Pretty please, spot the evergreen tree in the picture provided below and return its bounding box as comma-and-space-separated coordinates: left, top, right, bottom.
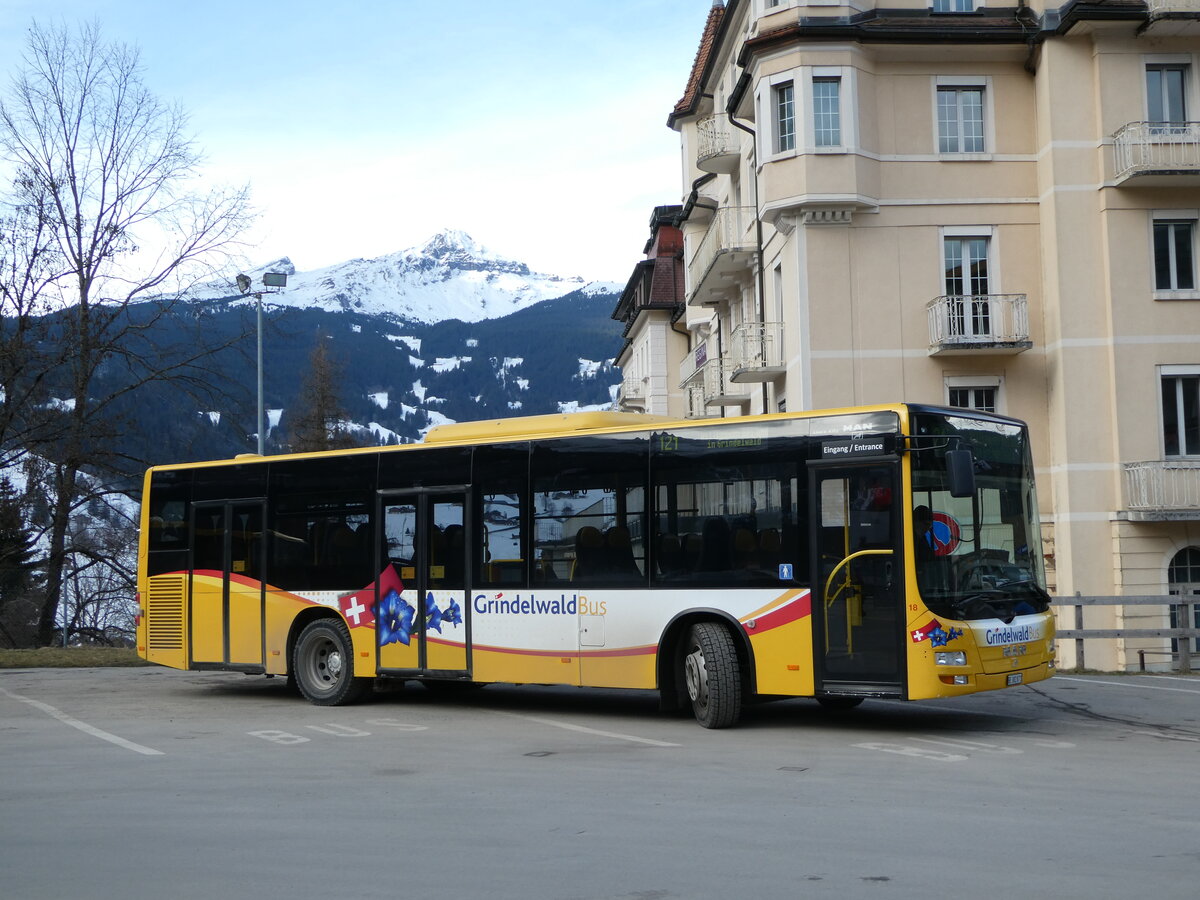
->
287, 334, 360, 453
0, 475, 36, 647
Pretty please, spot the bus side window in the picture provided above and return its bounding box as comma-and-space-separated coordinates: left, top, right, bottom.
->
479, 490, 525, 587
530, 436, 649, 586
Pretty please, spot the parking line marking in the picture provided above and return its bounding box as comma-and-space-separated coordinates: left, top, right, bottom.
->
502, 713, 680, 747
1053, 676, 1200, 695
0, 686, 164, 756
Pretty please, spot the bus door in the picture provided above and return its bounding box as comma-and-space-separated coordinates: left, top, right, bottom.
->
808, 463, 903, 695
189, 500, 266, 670
377, 489, 471, 676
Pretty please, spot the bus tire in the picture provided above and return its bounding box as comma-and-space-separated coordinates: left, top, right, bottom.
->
682, 622, 742, 728
292, 618, 370, 706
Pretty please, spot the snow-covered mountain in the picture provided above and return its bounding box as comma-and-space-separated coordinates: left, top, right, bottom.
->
230, 229, 620, 324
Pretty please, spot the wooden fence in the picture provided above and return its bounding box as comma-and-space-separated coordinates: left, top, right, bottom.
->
1052, 595, 1199, 674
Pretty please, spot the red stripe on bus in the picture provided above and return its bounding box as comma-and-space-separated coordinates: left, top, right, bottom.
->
743, 591, 812, 635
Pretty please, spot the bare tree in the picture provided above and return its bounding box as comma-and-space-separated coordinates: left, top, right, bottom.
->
0, 20, 255, 645
59, 497, 138, 647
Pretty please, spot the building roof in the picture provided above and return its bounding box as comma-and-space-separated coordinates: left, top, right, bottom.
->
668, 1, 728, 128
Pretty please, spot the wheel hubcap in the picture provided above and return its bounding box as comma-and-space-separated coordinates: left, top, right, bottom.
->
325, 647, 343, 680
684, 647, 708, 707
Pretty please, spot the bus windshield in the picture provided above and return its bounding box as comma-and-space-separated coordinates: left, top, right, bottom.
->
910, 411, 1049, 622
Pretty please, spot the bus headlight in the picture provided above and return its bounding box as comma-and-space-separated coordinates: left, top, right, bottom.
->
935, 651, 967, 666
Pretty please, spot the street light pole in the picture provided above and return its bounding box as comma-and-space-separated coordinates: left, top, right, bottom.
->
235, 272, 287, 455
256, 292, 264, 455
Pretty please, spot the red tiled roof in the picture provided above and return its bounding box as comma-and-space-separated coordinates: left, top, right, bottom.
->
669, 3, 726, 126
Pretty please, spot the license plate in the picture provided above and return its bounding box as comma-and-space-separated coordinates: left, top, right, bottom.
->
1007, 673, 1023, 686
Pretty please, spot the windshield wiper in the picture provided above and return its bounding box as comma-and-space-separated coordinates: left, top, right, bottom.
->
996, 578, 1052, 603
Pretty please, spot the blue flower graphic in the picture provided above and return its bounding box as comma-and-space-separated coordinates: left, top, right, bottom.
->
377, 589, 415, 646
928, 625, 964, 648
444, 598, 463, 627
425, 594, 445, 634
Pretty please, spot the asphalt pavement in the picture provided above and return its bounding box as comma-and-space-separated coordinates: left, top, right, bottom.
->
1, 668, 1197, 899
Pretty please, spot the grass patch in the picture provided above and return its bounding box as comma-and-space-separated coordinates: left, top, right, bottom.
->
0, 647, 147, 668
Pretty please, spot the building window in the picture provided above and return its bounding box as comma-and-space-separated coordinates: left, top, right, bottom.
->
948, 386, 997, 413
775, 82, 796, 153
944, 235, 991, 338
933, 0, 976, 10
1147, 64, 1188, 129
1154, 219, 1196, 291
813, 77, 841, 147
1168, 547, 1200, 655
1162, 373, 1200, 456
937, 86, 985, 153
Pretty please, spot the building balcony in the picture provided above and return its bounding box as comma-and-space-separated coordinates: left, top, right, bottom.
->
1124, 459, 1200, 520
1113, 121, 1200, 184
617, 374, 646, 410
730, 321, 785, 383
926, 294, 1032, 356
687, 206, 757, 307
678, 340, 708, 388
1143, 1, 1200, 36
680, 349, 751, 409
694, 358, 752, 409
696, 114, 740, 174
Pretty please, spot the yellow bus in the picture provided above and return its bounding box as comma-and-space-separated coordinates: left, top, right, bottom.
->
135, 403, 1054, 727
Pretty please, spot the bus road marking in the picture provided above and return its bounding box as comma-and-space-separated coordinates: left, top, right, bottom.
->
364, 718, 429, 731
305, 724, 371, 737
853, 742, 967, 762
911, 736, 1022, 755
0, 686, 164, 756
502, 712, 681, 748
249, 729, 310, 745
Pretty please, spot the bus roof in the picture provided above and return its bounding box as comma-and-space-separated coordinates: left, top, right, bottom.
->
146, 403, 945, 473
422, 411, 681, 444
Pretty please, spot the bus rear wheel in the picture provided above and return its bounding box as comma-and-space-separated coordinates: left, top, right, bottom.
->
293, 619, 370, 706
681, 622, 742, 729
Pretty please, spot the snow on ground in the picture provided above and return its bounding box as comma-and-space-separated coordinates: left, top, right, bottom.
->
419, 411, 457, 439
431, 357, 471, 373
556, 400, 614, 414
577, 359, 606, 379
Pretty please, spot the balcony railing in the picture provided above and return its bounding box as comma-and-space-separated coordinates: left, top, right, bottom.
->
926, 293, 1031, 355
1124, 459, 1200, 520
619, 374, 646, 406
679, 339, 709, 388
695, 358, 752, 408
687, 206, 756, 307
730, 321, 785, 383
696, 114, 740, 174
1113, 121, 1200, 182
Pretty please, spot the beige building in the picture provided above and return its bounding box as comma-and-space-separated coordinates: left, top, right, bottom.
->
614, 0, 1200, 669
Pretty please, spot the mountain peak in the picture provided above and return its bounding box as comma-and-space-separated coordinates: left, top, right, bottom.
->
419, 229, 486, 259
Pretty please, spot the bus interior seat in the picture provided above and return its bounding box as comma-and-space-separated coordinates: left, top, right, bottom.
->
604, 525, 643, 580
656, 533, 686, 577
572, 526, 605, 581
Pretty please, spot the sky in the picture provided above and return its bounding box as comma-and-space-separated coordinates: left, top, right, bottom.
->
0, 1, 712, 283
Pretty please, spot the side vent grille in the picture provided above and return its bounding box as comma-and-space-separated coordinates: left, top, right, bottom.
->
147, 575, 186, 650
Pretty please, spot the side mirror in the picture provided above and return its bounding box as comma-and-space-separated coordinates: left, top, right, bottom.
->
945, 448, 976, 498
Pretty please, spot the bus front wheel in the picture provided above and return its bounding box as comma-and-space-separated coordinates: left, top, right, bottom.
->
293, 619, 370, 706
681, 622, 742, 729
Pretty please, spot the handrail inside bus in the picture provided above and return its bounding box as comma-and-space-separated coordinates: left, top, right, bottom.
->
824, 549, 894, 657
